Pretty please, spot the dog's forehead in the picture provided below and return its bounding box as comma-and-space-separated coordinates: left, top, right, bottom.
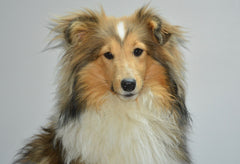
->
99, 16, 147, 46
99, 16, 132, 42
116, 21, 126, 41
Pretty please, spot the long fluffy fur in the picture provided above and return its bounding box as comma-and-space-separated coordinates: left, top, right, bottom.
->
15, 6, 191, 164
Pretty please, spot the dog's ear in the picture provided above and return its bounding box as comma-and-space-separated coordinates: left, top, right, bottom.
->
135, 7, 172, 45
148, 16, 171, 45
53, 10, 102, 45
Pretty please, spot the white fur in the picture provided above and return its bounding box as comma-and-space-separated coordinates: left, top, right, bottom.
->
116, 21, 125, 41
55, 90, 185, 164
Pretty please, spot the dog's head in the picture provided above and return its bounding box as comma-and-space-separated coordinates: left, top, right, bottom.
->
53, 6, 187, 125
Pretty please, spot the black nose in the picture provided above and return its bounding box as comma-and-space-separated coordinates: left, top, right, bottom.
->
121, 79, 136, 92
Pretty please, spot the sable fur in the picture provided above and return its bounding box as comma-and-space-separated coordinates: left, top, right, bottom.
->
15, 6, 191, 164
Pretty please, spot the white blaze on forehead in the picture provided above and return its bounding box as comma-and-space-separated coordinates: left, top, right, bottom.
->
117, 21, 126, 41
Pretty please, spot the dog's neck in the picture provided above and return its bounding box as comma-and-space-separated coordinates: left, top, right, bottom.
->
55, 90, 184, 164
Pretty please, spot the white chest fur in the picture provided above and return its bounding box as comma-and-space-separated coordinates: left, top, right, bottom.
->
56, 92, 183, 164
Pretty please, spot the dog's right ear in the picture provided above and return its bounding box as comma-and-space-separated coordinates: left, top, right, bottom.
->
53, 10, 102, 45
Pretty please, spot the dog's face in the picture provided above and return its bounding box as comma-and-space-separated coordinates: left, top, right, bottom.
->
96, 25, 170, 102
98, 29, 149, 100
54, 7, 183, 109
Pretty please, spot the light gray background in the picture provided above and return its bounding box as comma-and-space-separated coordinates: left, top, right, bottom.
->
0, 0, 240, 163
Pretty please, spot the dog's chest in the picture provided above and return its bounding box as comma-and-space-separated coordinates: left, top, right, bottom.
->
56, 96, 180, 164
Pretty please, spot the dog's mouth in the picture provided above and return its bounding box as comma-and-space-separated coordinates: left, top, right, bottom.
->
118, 93, 138, 101
123, 93, 135, 97
111, 85, 139, 100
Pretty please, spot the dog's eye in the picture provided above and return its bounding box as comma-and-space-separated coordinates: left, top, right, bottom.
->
104, 52, 114, 60
133, 48, 143, 57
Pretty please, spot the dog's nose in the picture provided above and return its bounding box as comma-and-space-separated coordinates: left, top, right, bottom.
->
121, 79, 136, 92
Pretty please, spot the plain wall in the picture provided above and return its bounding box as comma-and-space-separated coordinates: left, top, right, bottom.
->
0, 0, 240, 163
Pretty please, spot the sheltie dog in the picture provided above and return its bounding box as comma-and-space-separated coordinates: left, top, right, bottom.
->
15, 6, 191, 164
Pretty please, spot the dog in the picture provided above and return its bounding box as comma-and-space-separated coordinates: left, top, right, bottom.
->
15, 6, 191, 164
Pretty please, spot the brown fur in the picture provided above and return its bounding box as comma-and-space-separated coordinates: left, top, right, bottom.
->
15, 6, 190, 164
15, 127, 64, 164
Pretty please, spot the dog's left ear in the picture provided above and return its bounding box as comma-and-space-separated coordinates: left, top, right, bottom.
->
135, 7, 173, 45
149, 16, 171, 45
